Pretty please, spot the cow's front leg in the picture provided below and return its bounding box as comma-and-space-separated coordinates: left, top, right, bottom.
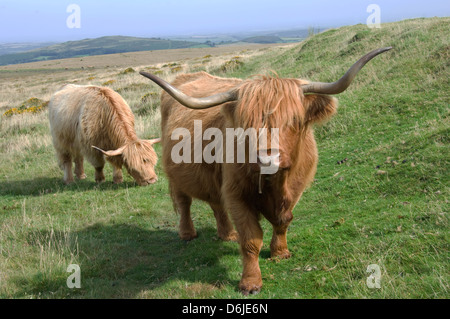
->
90, 153, 105, 183
63, 160, 74, 184
58, 152, 73, 184
112, 165, 123, 184
74, 156, 86, 180
94, 167, 105, 183
269, 210, 293, 259
229, 205, 263, 295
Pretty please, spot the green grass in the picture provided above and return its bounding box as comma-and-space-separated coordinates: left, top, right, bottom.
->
0, 18, 448, 299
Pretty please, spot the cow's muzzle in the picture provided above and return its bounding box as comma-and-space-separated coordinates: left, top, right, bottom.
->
139, 176, 158, 186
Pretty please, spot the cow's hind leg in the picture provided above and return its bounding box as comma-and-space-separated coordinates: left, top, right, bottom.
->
209, 203, 238, 241
172, 190, 197, 241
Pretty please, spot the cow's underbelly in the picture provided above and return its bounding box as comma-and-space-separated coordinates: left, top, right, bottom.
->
165, 161, 222, 204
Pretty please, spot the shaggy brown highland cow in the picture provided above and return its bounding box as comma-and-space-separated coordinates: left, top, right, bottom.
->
140, 47, 391, 294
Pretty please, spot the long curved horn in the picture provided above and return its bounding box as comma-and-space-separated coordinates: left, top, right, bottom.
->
301, 47, 392, 94
92, 145, 126, 157
139, 71, 238, 109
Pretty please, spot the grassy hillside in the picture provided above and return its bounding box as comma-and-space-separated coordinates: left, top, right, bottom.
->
0, 17, 448, 299
0, 36, 206, 66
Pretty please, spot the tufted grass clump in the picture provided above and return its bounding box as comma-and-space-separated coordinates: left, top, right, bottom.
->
140, 92, 158, 104
134, 92, 160, 116
170, 66, 183, 73
119, 67, 136, 75
219, 56, 244, 73
102, 79, 116, 86
116, 83, 149, 94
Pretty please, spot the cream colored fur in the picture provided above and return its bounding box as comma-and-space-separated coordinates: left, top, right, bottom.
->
49, 84, 158, 185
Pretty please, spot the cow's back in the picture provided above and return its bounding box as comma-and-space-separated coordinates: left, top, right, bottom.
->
49, 84, 88, 154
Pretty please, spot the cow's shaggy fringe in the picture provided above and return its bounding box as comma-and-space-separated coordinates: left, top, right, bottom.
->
236, 75, 305, 131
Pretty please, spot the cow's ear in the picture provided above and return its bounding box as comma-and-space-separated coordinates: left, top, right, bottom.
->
221, 101, 238, 125
303, 94, 338, 125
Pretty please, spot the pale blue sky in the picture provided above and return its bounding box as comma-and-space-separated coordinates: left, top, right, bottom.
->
0, 0, 448, 42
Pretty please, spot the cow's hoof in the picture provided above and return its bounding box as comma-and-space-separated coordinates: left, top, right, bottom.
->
64, 179, 74, 185
113, 177, 123, 184
95, 170, 105, 183
270, 249, 291, 260
77, 173, 87, 180
239, 280, 262, 296
219, 230, 239, 242
179, 231, 198, 241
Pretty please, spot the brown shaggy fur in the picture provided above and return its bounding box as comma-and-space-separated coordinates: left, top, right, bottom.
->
49, 84, 158, 185
159, 71, 337, 294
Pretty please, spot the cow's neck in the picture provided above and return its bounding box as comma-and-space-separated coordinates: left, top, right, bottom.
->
111, 130, 137, 149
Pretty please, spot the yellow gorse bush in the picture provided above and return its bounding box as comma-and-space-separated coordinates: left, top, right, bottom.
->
140, 92, 158, 103
3, 98, 49, 117
102, 79, 116, 86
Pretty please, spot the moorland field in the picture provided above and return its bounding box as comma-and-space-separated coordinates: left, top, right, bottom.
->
0, 17, 448, 298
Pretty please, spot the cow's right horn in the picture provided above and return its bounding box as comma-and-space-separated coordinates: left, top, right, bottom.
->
147, 138, 161, 144
140, 71, 238, 109
301, 47, 392, 95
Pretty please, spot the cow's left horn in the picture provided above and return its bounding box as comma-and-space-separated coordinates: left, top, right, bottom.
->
139, 71, 238, 109
92, 145, 126, 157
301, 47, 392, 95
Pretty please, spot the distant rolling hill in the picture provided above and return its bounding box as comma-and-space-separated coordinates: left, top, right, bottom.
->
0, 42, 58, 56
0, 36, 208, 66
241, 35, 284, 44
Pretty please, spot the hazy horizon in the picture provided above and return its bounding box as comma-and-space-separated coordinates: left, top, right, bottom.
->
1, 0, 448, 43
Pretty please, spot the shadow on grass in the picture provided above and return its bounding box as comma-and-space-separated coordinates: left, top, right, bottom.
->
18, 223, 240, 298
0, 176, 142, 197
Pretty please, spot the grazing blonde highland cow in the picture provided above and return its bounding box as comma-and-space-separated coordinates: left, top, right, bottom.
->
49, 84, 160, 186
